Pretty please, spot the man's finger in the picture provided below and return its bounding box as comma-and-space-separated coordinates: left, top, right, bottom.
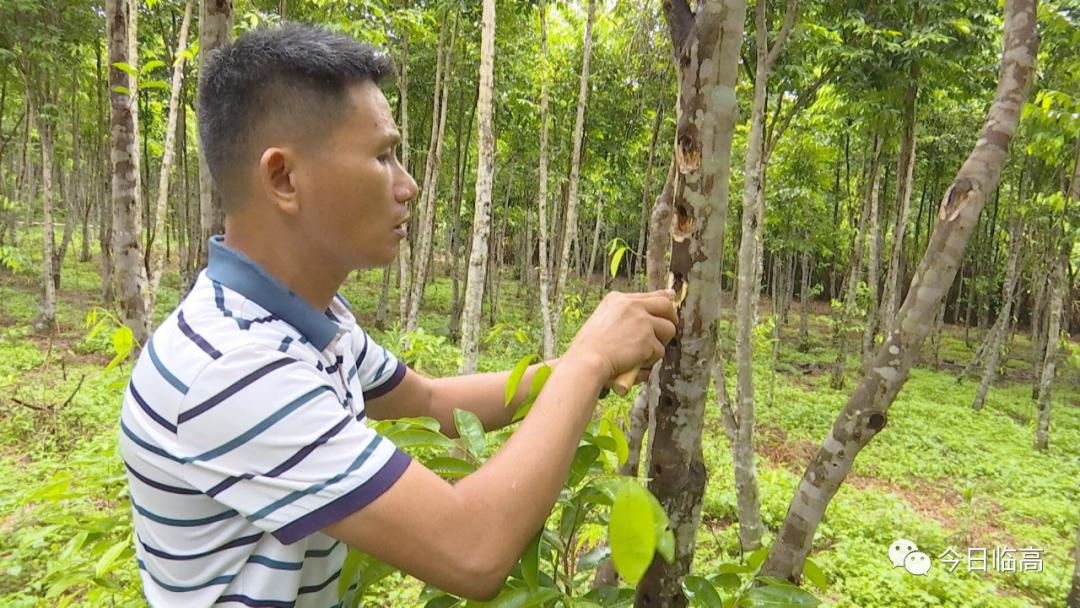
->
651, 317, 677, 344
620, 288, 676, 300
641, 295, 679, 326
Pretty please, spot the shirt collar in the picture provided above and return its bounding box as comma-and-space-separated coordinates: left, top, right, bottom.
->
205, 235, 342, 350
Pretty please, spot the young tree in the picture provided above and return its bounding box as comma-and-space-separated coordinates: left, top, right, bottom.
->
459, 0, 496, 373
536, 0, 556, 360
146, 0, 194, 315
730, 0, 799, 552
637, 0, 747, 603
552, 0, 596, 344
760, 0, 1039, 581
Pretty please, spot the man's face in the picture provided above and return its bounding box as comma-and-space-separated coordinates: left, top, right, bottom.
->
293, 80, 417, 270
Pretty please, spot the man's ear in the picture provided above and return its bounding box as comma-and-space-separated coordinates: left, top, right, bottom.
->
258, 147, 301, 215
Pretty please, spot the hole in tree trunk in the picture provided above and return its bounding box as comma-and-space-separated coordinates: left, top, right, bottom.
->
867, 413, 887, 430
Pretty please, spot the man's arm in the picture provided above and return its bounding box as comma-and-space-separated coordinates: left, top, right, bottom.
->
323, 290, 677, 600
364, 360, 558, 435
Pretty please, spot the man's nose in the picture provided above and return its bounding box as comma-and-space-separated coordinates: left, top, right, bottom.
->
396, 167, 418, 204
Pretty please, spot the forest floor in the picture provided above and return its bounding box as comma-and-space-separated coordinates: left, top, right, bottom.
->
0, 234, 1077, 607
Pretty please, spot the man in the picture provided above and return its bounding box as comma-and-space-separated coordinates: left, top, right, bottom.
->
119, 24, 676, 607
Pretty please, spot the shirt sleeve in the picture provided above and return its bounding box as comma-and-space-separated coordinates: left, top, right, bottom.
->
177, 344, 411, 545
353, 328, 408, 401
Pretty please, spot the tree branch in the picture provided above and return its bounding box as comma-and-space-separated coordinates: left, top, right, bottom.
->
765, 0, 799, 69
766, 68, 832, 160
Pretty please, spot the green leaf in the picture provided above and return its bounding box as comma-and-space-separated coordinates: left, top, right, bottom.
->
111, 61, 138, 76
525, 363, 551, 404
338, 548, 364, 598
505, 354, 538, 407
710, 572, 742, 589
111, 86, 132, 96
801, 558, 827, 593
605, 420, 629, 467
94, 540, 129, 577
111, 325, 133, 358
139, 80, 170, 91
682, 575, 723, 608
741, 585, 820, 607
608, 481, 656, 584
383, 428, 458, 451
521, 533, 541, 592
747, 546, 769, 570
567, 445, 601, 487
140, 59, 165, 73
453, 409, 486, 457
610, 245, 628, 277
427, 456, 477, 478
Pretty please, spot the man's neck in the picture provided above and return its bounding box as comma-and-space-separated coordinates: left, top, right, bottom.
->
222, 225, 346, 313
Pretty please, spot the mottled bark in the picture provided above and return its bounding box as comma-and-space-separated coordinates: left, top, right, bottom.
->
880, 68, 919, 333
196, 0, 232, 270
147, 0, 194, 316
1034, 250, 1064, 450
860, 141, 884, 366
459, 0, 497, 373
552, 0, 595, 343
970, 217, 1024, 410
761, 0, 1038, 581
29, 94, 56, 330
634, 99, 665, 286
537, 0, 556, 359
799, 250, 811, 347
636, 0, 746, 604
405, 16, 457, 334
108, 0, 150, 344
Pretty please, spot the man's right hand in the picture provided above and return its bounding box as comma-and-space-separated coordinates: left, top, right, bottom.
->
565, 289, 679, 384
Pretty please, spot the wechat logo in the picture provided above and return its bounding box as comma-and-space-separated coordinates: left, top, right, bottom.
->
889, 538, 931, 576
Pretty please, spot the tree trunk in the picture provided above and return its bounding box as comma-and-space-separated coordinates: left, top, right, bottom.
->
1034, 249, 1065, 450
397, 3, 412, 329
881, 73, 918, 335
146, 0, 194, 317
760, 0, 1038, 582
860, 138, 884, 367
552, 0, 595, 343
108, 0, 150, 344
405, 16, 457, 334
28, 90, 57, 330
728, 0, 799, 553
1069, 504, 1080, 607
98, 41, 115, 304
196, 0, 232, 270
586, 198, 603, 291
971, 218, 1024, 410
635, 98, 665, 287
636, 0, 746, 604
459, 0, 497, 373
536, 0, 556, 359
799, 249, 811, 348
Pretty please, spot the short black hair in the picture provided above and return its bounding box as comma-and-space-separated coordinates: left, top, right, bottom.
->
197, 24, 395, 207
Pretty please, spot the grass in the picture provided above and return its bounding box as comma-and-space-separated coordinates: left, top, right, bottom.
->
0, 231, 1077, 607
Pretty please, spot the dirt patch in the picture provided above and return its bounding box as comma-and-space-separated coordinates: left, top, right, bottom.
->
755, 424, 1021, 550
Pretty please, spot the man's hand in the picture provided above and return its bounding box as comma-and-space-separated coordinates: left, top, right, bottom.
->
565, 289, 678, 385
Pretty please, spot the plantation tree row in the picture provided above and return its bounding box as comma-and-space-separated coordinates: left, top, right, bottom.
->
0, 0, 1076, 604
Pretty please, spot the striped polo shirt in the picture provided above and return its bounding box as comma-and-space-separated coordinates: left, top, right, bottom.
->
119, 235, 411, 607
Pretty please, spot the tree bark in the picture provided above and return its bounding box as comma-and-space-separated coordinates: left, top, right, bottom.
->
146, 0, 194, 317
880, 70, 918, 335
799, 249, 811, 347
1034, 249, 1065, 450
108, 0, 151, 344
860, 139, 885, 366
636, 0, 746, 604
459, 0, 497, 373
196, 0, 232, 270
28, 90, 57, 330
405, 15, 457, 334
536, 0, 556, 359
97, 41, 115, 303
971, 217, 1024, 410
760, 0, 1038, 581
634, 98, 665, 286
397, 2, 412, 329
552, 0, 596, 344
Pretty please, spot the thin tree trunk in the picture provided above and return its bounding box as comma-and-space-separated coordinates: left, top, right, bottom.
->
108, 0, 150, 344
552, 0, 596, 344
405, 16, 457, 334
799, 249, 810, 348
196, 0, 232, 271
146, 0, 194, 317
397, 3, 412, 329
459, 0, 497, 373
971, 218, 1024, 410
536, 0, 556, 359
586, 198, 603, 289
635, 98, 664, 287
1034, 249, 1065, 450
860, 139, 885, 366
760, 0, 1038, 581
28, 90, 57, 330
449, 88, 477, 341
97, 41, 115, 303
881, 74, 918, 335
636, 0, 746, 604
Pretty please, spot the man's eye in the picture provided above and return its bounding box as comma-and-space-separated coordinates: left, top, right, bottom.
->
379, 151, 395, 164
